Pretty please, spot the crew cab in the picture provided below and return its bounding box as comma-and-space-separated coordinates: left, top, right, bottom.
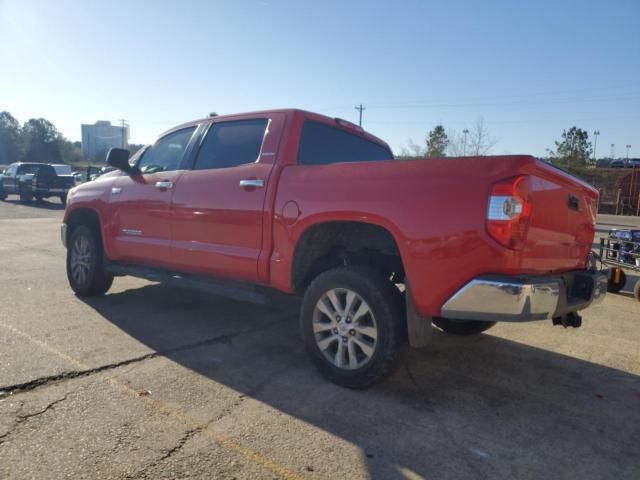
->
0, 162, 74, 204
61, 109, 607, 387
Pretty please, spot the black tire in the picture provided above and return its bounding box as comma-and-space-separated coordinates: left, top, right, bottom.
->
35, 195, 44, 203
60, 193, 67, 206
607, 268, 626, 293
633, 280, 640, 302
19, 187, 32, 203
66, 225, 113, 296
300, 266, 404, 388
432, 317, 496, 335
0, 189, 6, 201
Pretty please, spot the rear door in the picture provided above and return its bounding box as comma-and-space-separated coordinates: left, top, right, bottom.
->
106, 126, 197, 268
170, 114, 285, 282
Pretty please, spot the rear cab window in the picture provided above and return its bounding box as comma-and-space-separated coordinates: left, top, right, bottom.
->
298, 120, 393, 165
17, 164, 56, 176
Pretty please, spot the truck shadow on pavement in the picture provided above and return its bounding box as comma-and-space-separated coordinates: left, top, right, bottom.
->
81, 284, 640, 479
1, 199, 65, 210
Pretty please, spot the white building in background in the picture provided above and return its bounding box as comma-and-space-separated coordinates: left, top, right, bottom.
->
81, 121, 129, 162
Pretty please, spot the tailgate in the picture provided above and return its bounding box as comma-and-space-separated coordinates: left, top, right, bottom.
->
523, 160, 598, 272
36, 174, 73, 190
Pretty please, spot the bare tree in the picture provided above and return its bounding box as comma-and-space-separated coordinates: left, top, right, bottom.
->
400, 138, 426, 157
448, 117, 497, 156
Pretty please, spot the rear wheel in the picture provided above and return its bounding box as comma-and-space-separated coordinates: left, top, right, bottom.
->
66, 225, 113, 296
607, 267, 626, 293
433, 317, 496, 335
300, 266, 404, 388
19, 187, 32, 203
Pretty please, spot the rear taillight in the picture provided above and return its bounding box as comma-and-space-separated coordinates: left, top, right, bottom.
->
486, 175, 531, 249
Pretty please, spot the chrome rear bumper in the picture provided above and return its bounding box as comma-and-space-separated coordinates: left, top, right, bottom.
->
441, 270, 607, 322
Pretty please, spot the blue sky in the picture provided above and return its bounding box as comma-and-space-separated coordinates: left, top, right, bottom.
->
1, 0, 638, 157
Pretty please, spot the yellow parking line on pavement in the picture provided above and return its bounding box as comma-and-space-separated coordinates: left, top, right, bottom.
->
0, 321, 305, 480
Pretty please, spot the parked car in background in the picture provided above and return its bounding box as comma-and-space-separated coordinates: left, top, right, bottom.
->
0, 162, 75, 204
610, 159, 627, 168
89, 166, 116, 181
626, 158, 640, 168
61, 109, 607, 388
51, 164, 83, 184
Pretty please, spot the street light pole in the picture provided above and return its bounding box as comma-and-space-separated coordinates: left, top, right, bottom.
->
462, 129, 469, 156
593, 130, 600, 164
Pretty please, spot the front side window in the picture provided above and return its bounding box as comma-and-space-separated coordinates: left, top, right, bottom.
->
298, 120, 393, 165
137, 127, 196, 174
194, 119, 268, 170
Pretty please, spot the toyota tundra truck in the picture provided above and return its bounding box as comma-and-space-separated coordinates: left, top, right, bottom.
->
61, 109, 607, 388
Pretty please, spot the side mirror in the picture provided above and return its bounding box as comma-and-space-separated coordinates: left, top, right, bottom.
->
106, 148, 139, 175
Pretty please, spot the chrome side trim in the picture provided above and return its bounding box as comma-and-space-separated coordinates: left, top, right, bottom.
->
441, 278, 561, 322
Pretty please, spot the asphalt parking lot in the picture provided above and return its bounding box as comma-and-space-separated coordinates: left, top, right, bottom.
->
0, 198, 639, 479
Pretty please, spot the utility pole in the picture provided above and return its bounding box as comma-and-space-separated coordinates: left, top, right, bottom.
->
462, 129, 470, 156
118, 119, 128, 148
626, 144, 631, 160
354, 104, 366, 127
593, 130, 600, 164
611, 143, 615, 160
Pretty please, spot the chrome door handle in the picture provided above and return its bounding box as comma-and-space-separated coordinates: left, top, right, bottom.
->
155, 181, 173, 190
239, 179, 264, 188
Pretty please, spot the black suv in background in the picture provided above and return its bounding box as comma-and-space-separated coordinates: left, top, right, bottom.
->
0, 162, 75, 205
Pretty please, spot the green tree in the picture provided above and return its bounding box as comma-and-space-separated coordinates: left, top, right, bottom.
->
21, 118, 63, 164
425, 125, 448, 158
553, 127, 592, 169
0, 111, 22, 165
59, 139, 83, 164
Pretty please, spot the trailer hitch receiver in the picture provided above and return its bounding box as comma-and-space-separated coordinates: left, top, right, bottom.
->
552, 312, 582, 328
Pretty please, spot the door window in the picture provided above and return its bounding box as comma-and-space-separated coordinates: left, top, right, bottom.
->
137, 127, 196, 174
194, 119, 268, 170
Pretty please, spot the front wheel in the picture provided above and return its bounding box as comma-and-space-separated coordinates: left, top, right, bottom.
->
66, 225, 113, 296
432, 317, 496, 335
300, 266, 404, 388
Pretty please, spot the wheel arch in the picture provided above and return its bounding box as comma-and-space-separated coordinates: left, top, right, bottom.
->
291, 220, 405, 295
65, 207, 106, 252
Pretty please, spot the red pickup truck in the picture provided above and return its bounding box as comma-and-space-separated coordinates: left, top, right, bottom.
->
62, 109, 607, 387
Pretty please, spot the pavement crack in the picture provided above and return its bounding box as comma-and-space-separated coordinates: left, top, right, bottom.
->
16, 394, 69, 421
0, 319, 284, 397
158, 426, 200, 462
0, 394, 69, 445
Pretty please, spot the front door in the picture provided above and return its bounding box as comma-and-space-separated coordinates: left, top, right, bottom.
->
170, 116, 284, 282
105, 126, 197, 269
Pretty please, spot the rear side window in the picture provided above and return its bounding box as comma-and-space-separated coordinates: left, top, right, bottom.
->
194, 119, 268, 170
298, 121, 392, 165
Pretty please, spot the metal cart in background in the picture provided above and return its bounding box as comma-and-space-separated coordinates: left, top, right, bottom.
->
599, 229, 640, 301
